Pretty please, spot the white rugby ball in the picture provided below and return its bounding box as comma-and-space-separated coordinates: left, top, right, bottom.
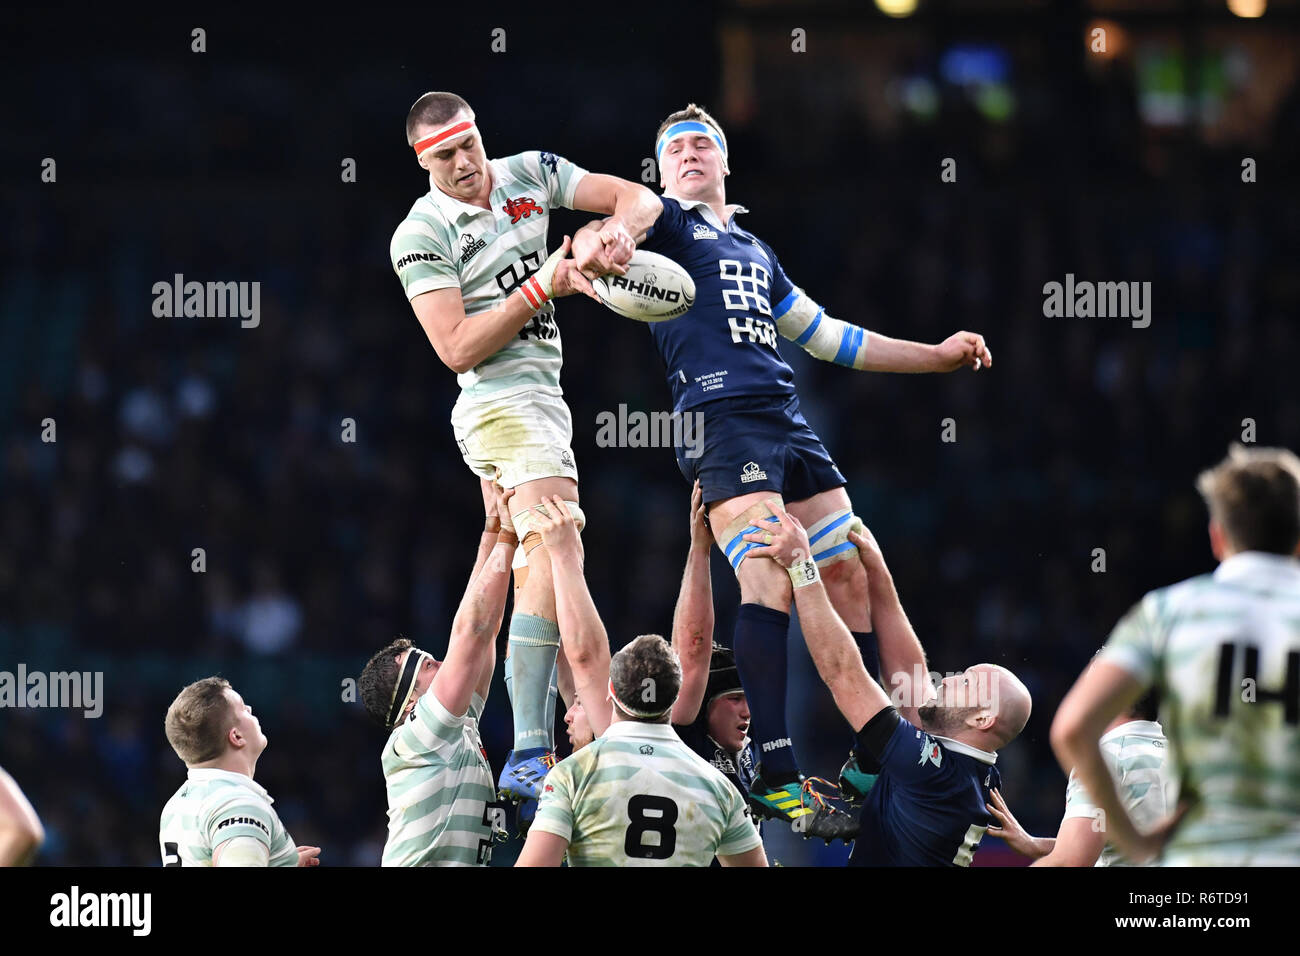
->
592, 250, 695, 322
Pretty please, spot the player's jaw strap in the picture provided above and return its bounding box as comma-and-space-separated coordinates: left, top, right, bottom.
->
609, 678, 674, 720
413, 120, 479, 160
387, 649, 431, 728
655, 120, 728, 169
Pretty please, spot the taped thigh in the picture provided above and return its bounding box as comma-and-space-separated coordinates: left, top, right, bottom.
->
805, 508, 865, 567
718, 498, 783, 575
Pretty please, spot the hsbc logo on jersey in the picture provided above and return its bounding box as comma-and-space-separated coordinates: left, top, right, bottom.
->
919, 735, 943, 768
503, 196, 544, 223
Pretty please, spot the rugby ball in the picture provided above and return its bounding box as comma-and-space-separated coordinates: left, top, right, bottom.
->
592, 250, 695, 322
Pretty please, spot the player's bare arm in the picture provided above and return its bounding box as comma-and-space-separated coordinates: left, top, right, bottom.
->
532, 495, 613, 735
569, 175, 661, 277
431, 493, 518, 718
718, 844, 769, 867
847, 528, 931, 727
411, 236, 597, 373
515, 828, 569, 867
671, 481, 716, 725
1051, 659, 1189, 864
473, 481, 516, 703
0, 767, 43, 866
743, 504, 892, 732
861, 330, 993, 373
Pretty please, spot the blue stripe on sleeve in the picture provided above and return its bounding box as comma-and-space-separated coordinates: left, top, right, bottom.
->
773, 289, 800, 319
794, 309, 824, 346
834, 324, 864, 366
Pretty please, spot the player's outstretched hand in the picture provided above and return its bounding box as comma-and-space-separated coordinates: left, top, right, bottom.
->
533, 495, 582, 559
688, 480, 711, 553
847, 527, 885, 571
741, 499, 810, 570
985, 789, 1039, 859
572, 221, 632, 279
493, 482, 516, 536
551, 236, 601, 303
934, 331, 993, 372
296, 845, 322, 867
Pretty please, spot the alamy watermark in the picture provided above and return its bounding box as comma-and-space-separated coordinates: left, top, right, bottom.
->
1042, 273, 1151, 328
152, 274, 260, 328
595, 404, 705, 459
888, 665, 1000, 713
0, 665, 103, 718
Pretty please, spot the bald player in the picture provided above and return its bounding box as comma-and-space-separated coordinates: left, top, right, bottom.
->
743, 503, 1031, 866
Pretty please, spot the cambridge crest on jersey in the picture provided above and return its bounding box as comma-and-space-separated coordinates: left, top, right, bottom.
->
503, 196, 544, 224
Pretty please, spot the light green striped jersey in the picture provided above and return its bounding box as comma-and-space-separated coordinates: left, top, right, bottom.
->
1062, 720, 1173, 867
159, 768, 298, 866
389, 151, 588, 402
381, 689, 498, 867
532, 720, 762, 866
1099, 551, 1300, 865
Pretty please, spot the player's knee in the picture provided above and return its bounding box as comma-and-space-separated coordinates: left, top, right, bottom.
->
821, 554, 867, 600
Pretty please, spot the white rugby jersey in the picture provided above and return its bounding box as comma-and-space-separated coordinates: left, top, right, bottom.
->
159, 768, 298, 866
1099, 551, 1300, 865
389, 151, 588, 403
1061, 719, 1174, 867
532, 720, 761, 866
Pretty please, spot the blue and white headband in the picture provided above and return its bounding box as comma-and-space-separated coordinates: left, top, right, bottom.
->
655, 120, 728, 169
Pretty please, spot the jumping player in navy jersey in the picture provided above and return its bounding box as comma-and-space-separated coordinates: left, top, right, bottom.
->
574, 104, 993, 841
742, 505, 1031, 865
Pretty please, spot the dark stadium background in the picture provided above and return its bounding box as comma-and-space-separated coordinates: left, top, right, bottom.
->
3, 0, 1298, 867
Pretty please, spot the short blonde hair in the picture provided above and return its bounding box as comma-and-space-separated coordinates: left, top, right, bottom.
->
164, 677, 235, 765
1196, 444, 1300, 555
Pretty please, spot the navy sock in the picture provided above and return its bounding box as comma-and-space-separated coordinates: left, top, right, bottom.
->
852, 631, 880, 683
733, 603, 798, 783
849, 630, 881, 750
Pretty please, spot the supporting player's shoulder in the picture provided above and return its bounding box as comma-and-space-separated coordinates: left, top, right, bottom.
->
497, 150, 588, 208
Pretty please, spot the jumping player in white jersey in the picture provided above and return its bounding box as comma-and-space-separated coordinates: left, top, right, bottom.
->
515, 497, 766, 866
987, 689, 1174, 866
159, 678, 321, 867
572, 103, 994, 840
389, 91, 662, 811
1053, 444, 1300, 865
359, 480, 518, 866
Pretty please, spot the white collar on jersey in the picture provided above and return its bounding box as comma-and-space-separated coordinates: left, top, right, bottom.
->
1214, 550, 1300, 584
186, 767, 273, 802
424, 157, 514, 222
601, 719, 681, 741
932, 734, 998, 765
1101, 719, 1164, 744
662, 195, 748, 232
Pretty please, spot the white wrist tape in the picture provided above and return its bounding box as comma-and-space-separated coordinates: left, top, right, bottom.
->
788, 558, 821, 589
773, 288, 870, 370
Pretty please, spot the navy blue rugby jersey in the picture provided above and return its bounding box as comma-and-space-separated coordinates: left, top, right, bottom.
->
849, 708, 1002, 867
640, 196, 800, 413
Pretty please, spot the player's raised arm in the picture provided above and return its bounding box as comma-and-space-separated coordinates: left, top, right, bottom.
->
569, 176, 662, 277
671, 481, 716, 725
742, 504, 891, 733
770, 283, 992, 374
408, 237, 597, 374
532, 496, 613, 736
847, 528, 932, 728
0, 767, 43, 866
431, 492, 519, 718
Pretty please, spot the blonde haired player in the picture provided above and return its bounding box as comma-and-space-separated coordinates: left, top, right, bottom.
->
390, 91, 662, 808
515, 498, 767, 867
1053, 444, 1300, 865
159, 678, 320, 867
572, 104, 994, 839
